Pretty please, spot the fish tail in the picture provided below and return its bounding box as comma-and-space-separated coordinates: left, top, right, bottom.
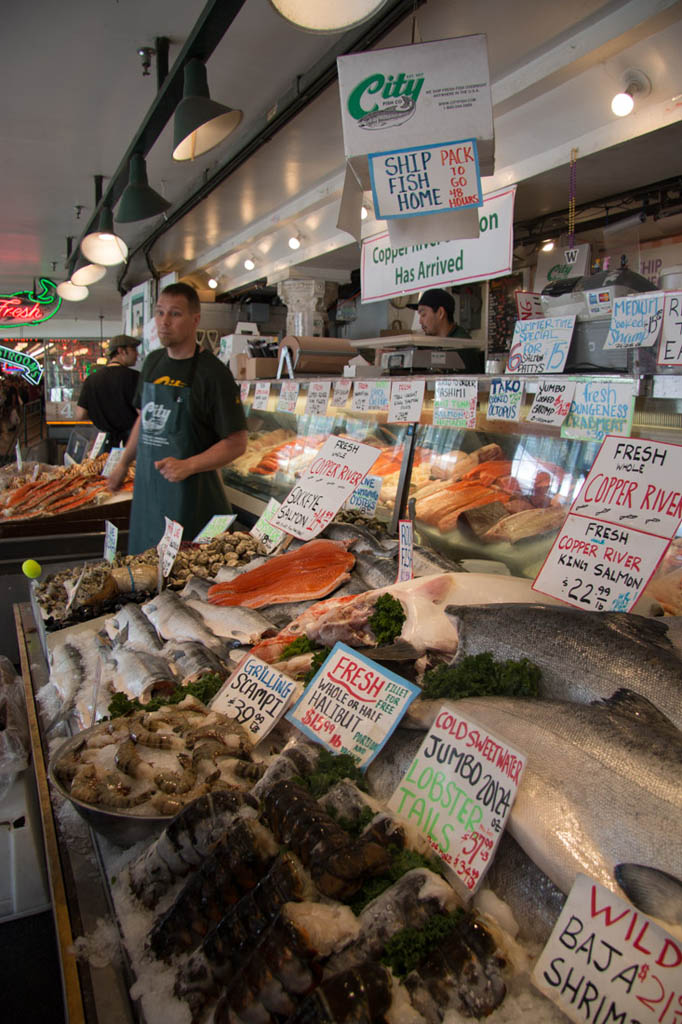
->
615, 864, 682, 927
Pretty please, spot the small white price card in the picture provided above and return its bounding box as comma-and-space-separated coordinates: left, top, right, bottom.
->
389, 706, 525, 892
103, 520, 118, 564
211, 654, 298, 743
352, 379, 390, 413
433, 378, 478, 429
532, 513, 669, 612
657, 291, 682, 365
528, 379, 576, 426
331, 379, 352, 407
287, 644, 419, 768
344, 474, 382, 517
157, 516, 183, 578
397, 519, 413, 581
193, 514, 237, 543
272, 436, 379, 541
562, 379, 634, 442
240, 382, 250, 403
64, 564, 87, 614
532, 874, 682, 1024
89, 432, 107, 459
305, 380, 331, 417
507, 316, 576, 374
486, 378, 524, 422
252, 381, 271, 411
15, 442, 22, 471
389, 379, 425, 423
277, 380, 300, 413
604, 292, 665, 349
102, 446, 125, 478
250, 497, 286, 553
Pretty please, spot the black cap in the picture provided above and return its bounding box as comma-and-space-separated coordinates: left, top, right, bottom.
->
406, 288, 455, 318
107, 334, 141, 355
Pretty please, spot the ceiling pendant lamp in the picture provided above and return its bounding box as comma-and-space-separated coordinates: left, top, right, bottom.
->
70, 257, 107, 286
81, 205, 128, 266
172, 59, 243, 161
268, 0, 390, 32
116, 153, 171, 222
56, 280, 89, 301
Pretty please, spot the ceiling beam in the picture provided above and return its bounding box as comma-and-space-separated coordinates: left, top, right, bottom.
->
68, 0, 248, 273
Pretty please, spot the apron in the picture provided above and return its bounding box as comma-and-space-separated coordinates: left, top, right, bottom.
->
128, 349, 230, 554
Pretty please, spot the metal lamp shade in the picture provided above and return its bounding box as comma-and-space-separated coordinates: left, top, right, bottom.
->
57, 281, 89, 301
71, 260, 107, 286
116, 153, 171, 222
81, 206, 128, 266
268, 0, 389, 31
172, 59, 242, 161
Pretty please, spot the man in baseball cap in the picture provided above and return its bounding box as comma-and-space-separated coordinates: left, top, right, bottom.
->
75, 335, 141, 449
407, 288, 483, 372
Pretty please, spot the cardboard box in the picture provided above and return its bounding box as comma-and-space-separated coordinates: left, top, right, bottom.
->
229, 354, 279, 380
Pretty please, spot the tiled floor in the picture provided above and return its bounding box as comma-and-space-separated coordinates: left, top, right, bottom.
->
0, 909, 65, 1023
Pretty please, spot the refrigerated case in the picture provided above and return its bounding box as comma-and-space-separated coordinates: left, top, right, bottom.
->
224, 375, 682, 578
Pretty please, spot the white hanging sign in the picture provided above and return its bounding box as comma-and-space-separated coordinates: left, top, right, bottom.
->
657, 291, 682, 365
527, 379, 577, 426
506, 316, 576, 374
277, 380, 300, 413
361, 186, 516, 303
486, 378, 524, 421
252, 382, 271, 411
305, 380, 331, 416
603, 292, 665, 350
368, 139, 482, 220
433, 378, 478, 429
388, 379, 425, 423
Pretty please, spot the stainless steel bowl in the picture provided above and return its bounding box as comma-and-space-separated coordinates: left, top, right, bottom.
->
48, 728, 171, 847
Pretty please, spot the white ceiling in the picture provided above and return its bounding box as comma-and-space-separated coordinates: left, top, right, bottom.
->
2, 0, 682, 326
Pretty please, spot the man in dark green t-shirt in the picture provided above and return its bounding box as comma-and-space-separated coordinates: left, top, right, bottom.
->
107, 282, 247, 553
407, 287, 484, 373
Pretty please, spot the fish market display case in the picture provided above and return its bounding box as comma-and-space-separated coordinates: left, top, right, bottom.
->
226, 376, 682, 577
14, 603, 138, 1024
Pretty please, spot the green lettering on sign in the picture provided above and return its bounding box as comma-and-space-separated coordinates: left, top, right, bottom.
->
0, 346, 43, 385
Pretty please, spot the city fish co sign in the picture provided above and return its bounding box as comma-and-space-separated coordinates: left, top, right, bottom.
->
361, 186, 515, 302
0, 278, 61, 329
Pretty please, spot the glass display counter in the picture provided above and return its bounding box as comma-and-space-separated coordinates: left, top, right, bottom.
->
224, 376, 682, 579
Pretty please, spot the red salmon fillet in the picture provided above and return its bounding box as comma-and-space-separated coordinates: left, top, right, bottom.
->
207, 539, 356, 608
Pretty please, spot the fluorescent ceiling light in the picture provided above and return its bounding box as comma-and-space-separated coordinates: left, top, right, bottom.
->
269, 0, 389, 32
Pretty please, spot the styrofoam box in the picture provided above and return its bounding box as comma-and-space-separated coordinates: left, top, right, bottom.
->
0, 770, 50, 921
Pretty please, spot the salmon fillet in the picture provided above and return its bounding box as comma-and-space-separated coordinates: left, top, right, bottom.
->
207, 539, 356, 608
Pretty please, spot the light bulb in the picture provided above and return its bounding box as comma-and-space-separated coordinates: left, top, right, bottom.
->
541, 241, 555, 252
611, 91, 634, 117
244, 256, 255, 271
208, 278, 218, 289
288, 234, 301, 250
361, 205, 368, 221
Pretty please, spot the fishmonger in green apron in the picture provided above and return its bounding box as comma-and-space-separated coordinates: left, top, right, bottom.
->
129, 349, 232, 554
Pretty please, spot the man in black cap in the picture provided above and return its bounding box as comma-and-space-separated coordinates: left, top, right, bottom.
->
75, 334, 141, 449
407, 287, 484, 373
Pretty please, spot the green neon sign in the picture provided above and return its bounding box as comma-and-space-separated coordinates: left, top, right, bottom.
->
0, 278, 61, 329
0, 346, 43, 385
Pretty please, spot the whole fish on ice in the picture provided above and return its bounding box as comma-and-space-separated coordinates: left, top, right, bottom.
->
443, 603, 682, 728
391, 690, 682, 920
104, 603, 163, 651
183, 598, 275, 645
96, 635, 177, 704
141, 590, 228, 654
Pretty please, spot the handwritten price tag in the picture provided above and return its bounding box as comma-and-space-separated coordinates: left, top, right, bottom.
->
305, 380, 331, 416
157, 516, 183, 578
277, 380, 300, 413
397, 519, 413, 581
657, 291, 682, 366
103, 520, 118, 564
532, 875, 682, 1024
527, 379, 576, 426
88, 432, 108, 459
240, 382, 250, 403
433, 378, 478, 428
252, 381, 271, 411
388, 706, 525, 891
604, 292, 665, 350
211, 654, 298, 742
331, 379, 352, 407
